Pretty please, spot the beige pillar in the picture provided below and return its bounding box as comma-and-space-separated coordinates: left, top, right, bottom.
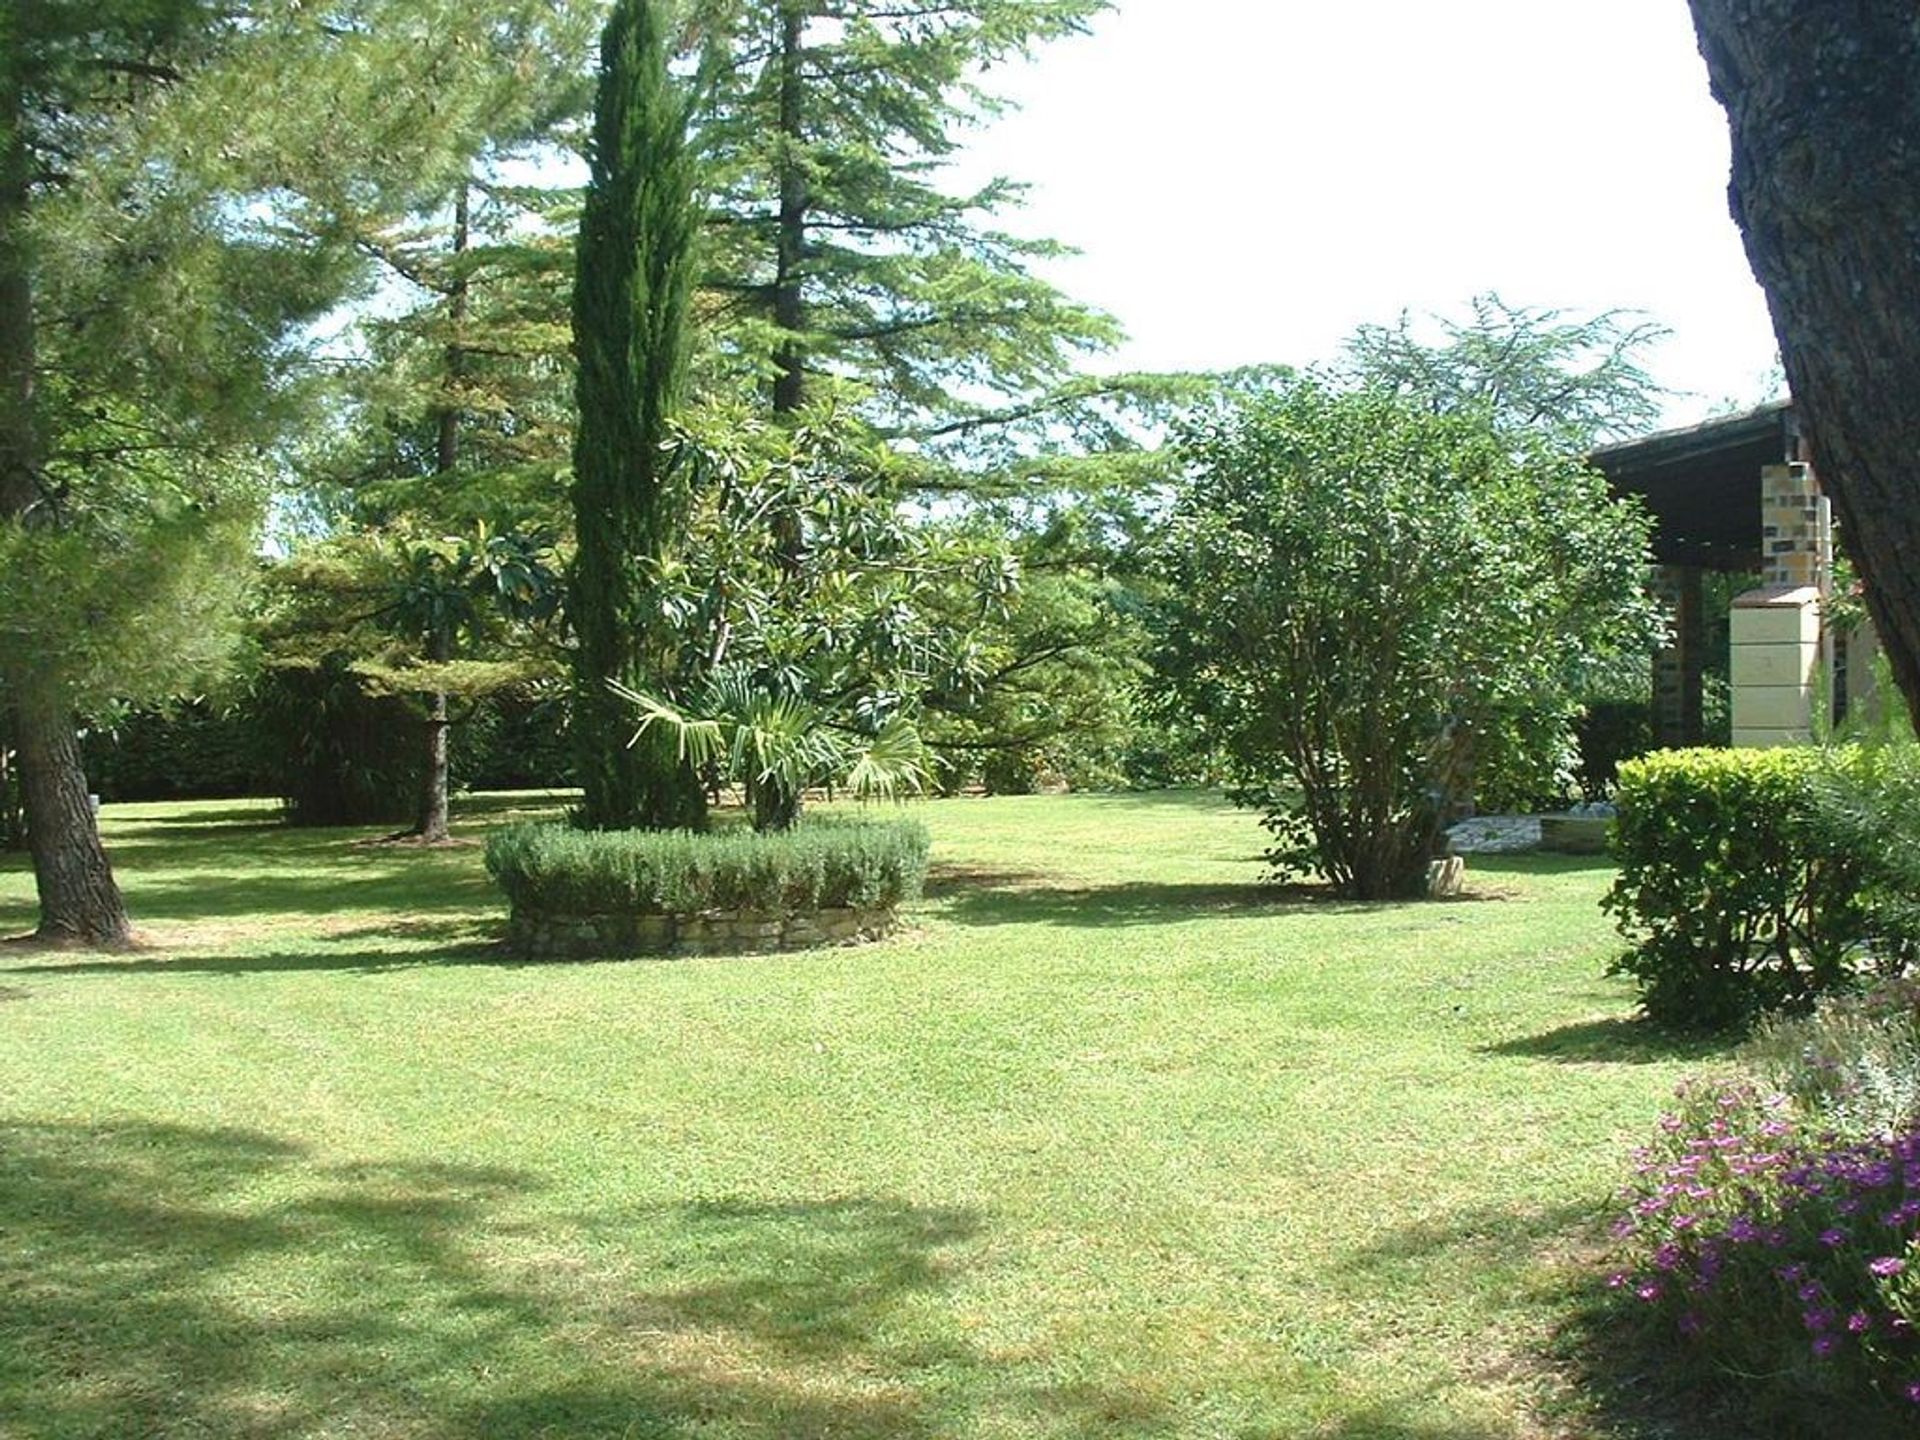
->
1731, 586, 1823, 745
1730, 462, 1830, 747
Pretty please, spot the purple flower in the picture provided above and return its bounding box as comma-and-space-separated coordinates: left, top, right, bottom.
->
1868, 1256, 1906, 1277
1811, 1335, 1839, 1358
1819, 1228, 1846, 1248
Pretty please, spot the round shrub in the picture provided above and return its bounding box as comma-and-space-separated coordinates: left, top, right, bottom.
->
1604, 748, 1875, 1031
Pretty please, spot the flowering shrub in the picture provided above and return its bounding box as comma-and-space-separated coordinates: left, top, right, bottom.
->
1611, 1079, 1920, 1418
1745, 981, 1920, 1143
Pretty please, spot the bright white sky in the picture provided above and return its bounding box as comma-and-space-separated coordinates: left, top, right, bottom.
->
947, 0, 1783, 428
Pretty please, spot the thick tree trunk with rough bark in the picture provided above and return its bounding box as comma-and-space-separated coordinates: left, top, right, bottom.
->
8, 687, 131, 945
1688, 0, 1920, 721
0, 42, 131, 944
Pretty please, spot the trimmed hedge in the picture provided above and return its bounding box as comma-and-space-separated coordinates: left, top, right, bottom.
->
485, 816, 931, 919
1604, 747, 1876, 1031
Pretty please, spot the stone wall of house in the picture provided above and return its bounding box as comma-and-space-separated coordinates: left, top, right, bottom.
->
508, 904, 898, 961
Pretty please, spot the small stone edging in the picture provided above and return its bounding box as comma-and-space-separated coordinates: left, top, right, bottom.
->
508, 904, 898, 961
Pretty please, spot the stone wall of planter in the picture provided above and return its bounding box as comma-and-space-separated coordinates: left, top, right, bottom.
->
508, 904, 898, 960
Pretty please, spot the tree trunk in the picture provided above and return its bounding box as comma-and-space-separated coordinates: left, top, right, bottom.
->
0, 38, 131, 944
1688, 1, 1920, 722
413, 182, 469, 845
0, 719, 23, 852
751, 776, 802, 832
415, 686, 452, 843
8, 686, 131, 945
771, 3, 808, 418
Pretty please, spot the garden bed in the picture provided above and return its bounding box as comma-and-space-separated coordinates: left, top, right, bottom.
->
486, 816, 928, 960
509, 903, 897, 959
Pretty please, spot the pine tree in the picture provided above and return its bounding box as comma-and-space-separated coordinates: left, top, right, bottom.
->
682, 0, 1180, 474
570, 0, 707, 831
300, 1, 596, 841
1687, 0, 1920, 724
0, 0, 557, 943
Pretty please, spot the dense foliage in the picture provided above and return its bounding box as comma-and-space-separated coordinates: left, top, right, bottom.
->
1154, 377, 1659, 899
569, 0, 705, 831
485, 816, 930, 916
1605, 747, 1919, 1031
1610, 985, 1920, 1432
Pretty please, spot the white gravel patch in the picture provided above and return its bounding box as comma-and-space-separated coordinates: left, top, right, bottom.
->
1445, 815, 1543, 855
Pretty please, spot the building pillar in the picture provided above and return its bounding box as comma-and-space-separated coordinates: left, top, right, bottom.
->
1730, 462, 1829, 747
1650, 564, 1705, 748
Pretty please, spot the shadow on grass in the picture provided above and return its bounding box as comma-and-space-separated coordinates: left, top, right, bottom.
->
0, 1120, 1176, 1440
925, 869, 1402, 930
1462, 852, 1618, 879
1480, 1018, 1731, 1067
1, 938, 513, 979
1277, 1410, 1510, 1440
1343, 1199, 1603, 1283
1346, 1196, 1919, 1440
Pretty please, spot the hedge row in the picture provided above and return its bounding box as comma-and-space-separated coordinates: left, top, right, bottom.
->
1605, 746, 1919, 1031
485, 817, 931, 918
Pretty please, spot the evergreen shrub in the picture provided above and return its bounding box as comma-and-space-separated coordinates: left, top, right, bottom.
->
1603, 747, 1913, 1031
486, 816, 930, 918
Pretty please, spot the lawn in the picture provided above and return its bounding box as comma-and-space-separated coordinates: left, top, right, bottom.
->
0, 792, 1717, 1439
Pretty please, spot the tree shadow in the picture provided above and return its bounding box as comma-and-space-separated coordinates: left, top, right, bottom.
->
925, 869, 1399, 930
1463, 852, 1617, 879
0, 1119, 1175, 1440
2, 937, 517, 978
1270, 1408, 1510, 1440
1342, 1199, 1604, 1283
1479, 1018, 1730, 1066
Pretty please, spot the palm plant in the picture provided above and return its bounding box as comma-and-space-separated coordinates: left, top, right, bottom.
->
610, 668, 929, 831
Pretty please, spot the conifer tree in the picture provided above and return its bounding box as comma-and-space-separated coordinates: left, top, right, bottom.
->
1, 0, 559, 943
569, 0, 707, 831
680, 0, 1189, 480
298, 1, 596, 841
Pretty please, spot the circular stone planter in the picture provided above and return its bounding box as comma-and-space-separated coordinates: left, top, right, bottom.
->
507, 904, 899, 961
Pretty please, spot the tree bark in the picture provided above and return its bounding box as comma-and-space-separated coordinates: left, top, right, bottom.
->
771, 2, 808, 418
413, 181, 469, 845
0, 35, 131, 944
8, 686, 131, 945
1688, 1, 1920, 721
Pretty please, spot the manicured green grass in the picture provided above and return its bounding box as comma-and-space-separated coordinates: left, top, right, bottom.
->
0, 792, 1720, 1438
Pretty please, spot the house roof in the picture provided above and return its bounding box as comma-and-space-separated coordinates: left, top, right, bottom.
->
1589, 401, 1798, 571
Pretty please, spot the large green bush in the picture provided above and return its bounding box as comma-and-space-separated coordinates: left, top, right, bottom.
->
1604, 747, 1893, 1030
1153, 377, 1659, 900
486, 816, 930, 917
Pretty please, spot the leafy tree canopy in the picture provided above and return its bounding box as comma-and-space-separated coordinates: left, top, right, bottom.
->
1153, 375, 1662, 900
1339, 292, 1669, 447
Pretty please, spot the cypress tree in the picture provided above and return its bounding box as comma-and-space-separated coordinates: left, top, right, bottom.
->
569, 0, 707, 831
